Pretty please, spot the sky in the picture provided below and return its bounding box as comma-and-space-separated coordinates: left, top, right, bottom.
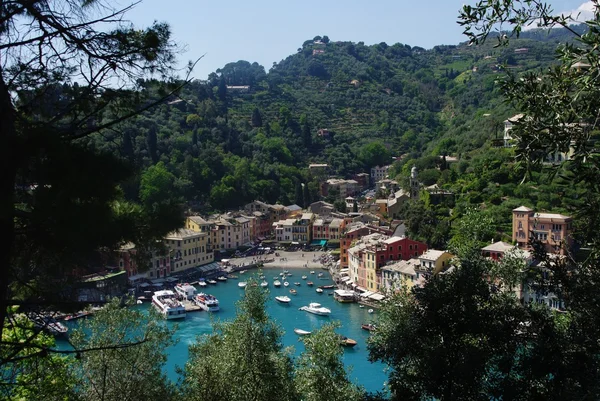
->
122, 0, 593, 80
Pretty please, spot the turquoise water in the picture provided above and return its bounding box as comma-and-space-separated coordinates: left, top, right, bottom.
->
67, 268, 389, 393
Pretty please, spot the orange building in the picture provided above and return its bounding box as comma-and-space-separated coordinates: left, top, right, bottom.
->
512, 206, 573, 255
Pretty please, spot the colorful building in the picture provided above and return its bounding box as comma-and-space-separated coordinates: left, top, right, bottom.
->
512, 206, 573, 255
166, 229, 212, 273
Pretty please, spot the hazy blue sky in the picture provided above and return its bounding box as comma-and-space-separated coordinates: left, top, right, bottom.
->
123, 0, 590, 80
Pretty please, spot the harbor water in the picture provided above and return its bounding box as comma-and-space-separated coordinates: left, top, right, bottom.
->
69, 267, 389, 393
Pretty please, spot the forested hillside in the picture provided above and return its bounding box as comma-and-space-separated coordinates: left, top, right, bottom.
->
91, 26, 590, 243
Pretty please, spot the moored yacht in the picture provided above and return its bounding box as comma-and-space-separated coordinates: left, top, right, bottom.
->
193, 293, 220, 312
174, 283, 197, 300
152, 290, 186, 319
273, 280, 281, 287
299, 302, 331, 316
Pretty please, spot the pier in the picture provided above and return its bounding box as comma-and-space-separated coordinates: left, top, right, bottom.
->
181, 299, 203, 313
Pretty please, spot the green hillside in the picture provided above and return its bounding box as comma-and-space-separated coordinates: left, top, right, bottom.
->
93, 26, 589, 244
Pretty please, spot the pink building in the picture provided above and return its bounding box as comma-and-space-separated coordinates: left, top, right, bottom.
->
512, 206, 573, 255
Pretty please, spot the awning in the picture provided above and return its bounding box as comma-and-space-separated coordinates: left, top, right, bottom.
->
339, 268, 349, 273
360, 291, 374, 298
138, 282, 150, 288
151, 279, 166, 285
291, 242, 299, 245
127, 273, 146, 282
340, 276, 351, 282
221, 259, 230, 263
351, 283, 358, 287
368, 293, 386, 301
356, 286, 367, 292
166, 277, 178, 282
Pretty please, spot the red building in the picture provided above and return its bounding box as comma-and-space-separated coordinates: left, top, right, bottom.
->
378, 237, 428, 267
340, 224, 393, 267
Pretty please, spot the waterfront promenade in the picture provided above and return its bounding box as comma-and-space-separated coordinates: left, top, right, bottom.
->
226, 251, 330, 270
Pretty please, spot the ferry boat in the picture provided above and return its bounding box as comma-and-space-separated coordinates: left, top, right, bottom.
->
299, 302, 331, 316
333, 289, 356, 303
193, 293, 220, 312
174, 283, 197, 300
152, 290, 186, 320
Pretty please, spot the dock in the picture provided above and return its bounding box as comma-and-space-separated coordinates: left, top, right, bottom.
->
181, 300, 203, 313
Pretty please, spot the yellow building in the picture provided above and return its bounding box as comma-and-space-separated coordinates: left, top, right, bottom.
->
381, 258, 422, 291
418, 249, 453, 274
165, 229, 213, 273
364, 249, 378, 292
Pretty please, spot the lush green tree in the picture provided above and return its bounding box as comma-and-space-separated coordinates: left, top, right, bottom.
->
303, 183, 311, 208
457, 2, 600, 399
182, 281, 299, 401
368, 254, 529, 401
295, 322, 363, 401
71, 298, 177, 401
251, 107, 263, 127
359, 142, 391, 169
1, 314, 77, 400
295, 180, 304, 207
0, 0, 179, 375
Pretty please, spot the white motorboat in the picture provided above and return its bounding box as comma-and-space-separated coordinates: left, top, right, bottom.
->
152, 290, 186, 320
294, 328, 312, 336
302, 275, 308, 280
193, 293, 220, 312
279, 272, 284, 276
240, 270, 247, 274
368, 309, 375, 314
283, 281, 290, 287
217, 276, 227, 282
207, 279, 217, 285
29, 314, 68, 337
198, 281, 207, 287
316, 288, 324, 293
174, 283, 197, 300
238, 282, 247, 288
310, 271, 315, 274
274, 280, 281, 287
275, 296, 291, 303
318, 272, 324, 277
260, 281, 269, 287
299, 302, 331, 316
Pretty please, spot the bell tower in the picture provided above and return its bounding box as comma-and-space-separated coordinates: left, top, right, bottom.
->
410, 166, 419, 200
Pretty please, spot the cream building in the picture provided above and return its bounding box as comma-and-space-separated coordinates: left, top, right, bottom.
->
165, 229, 213, 273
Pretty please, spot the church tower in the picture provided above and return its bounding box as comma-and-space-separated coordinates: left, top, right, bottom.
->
410, 166, 419, 199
